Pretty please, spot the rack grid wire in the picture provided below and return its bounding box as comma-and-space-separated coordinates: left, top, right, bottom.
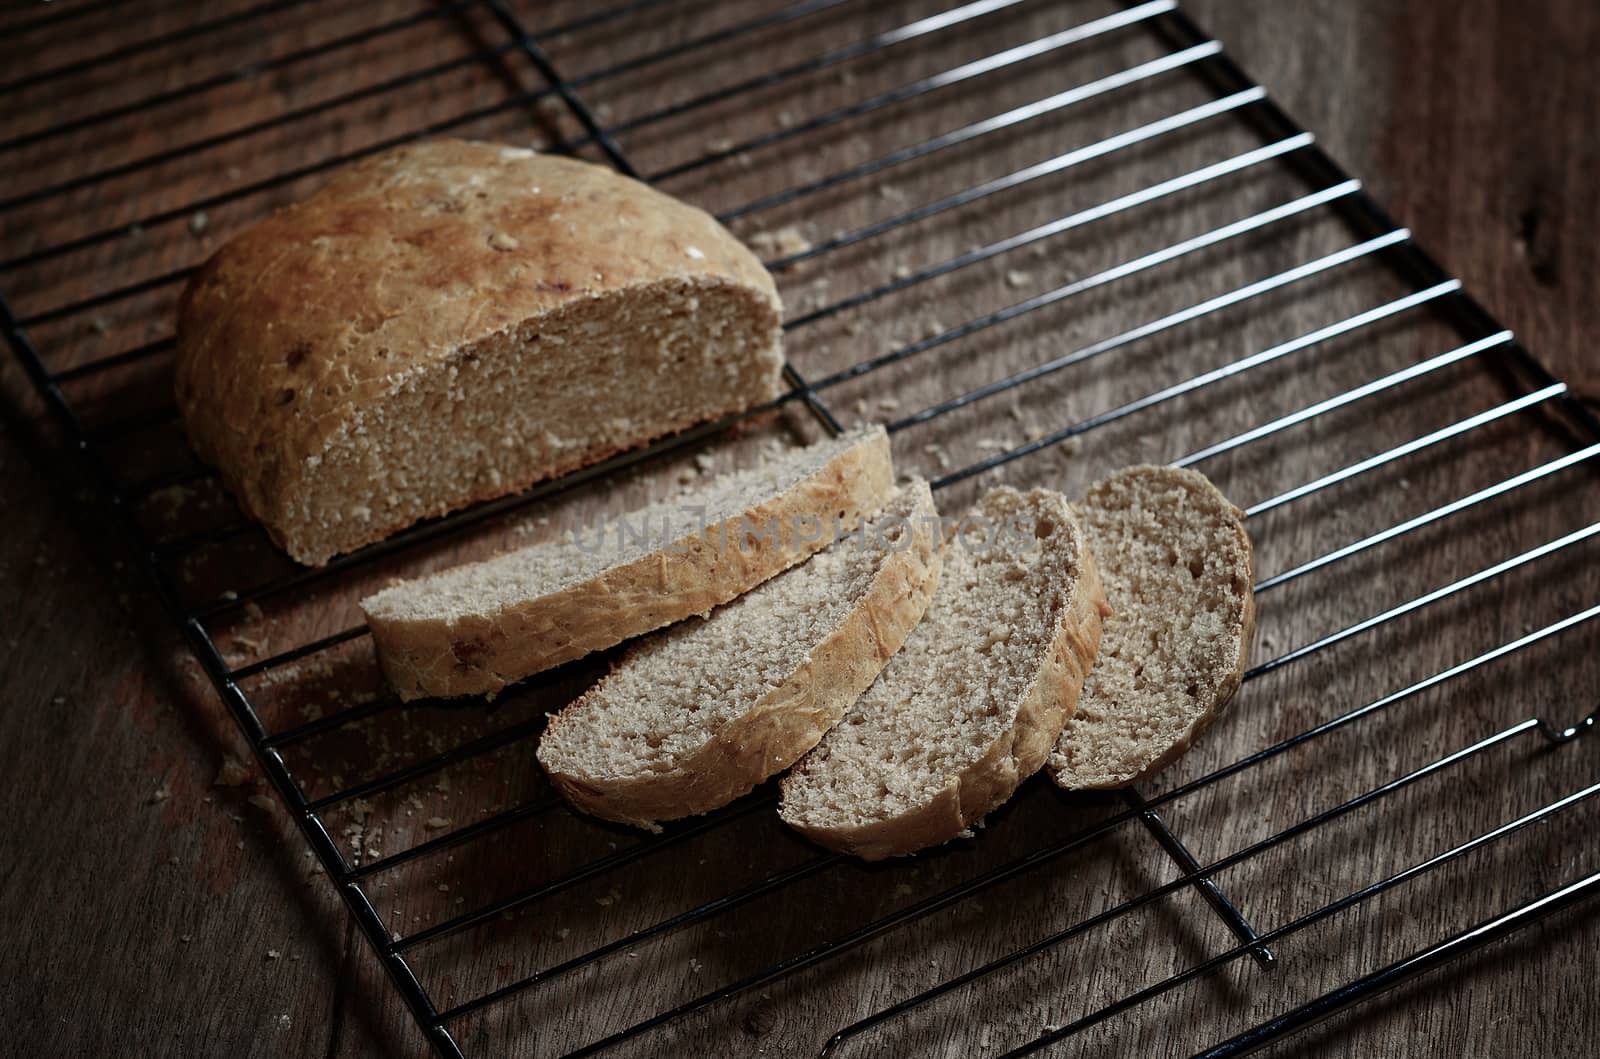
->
3, 0, 1598, 1056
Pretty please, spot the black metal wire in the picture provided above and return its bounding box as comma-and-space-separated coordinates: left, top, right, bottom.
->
0, 2, 483, 157
818, 715, 1584, 1055
0, 0, 322, 96
3, 2, 1598, 1058
1188, 867, 1600, 1059
637, 0, 1176, 184
998, 776, 1600, 1059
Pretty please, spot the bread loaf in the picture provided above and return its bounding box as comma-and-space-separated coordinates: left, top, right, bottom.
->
1048, 466, 1254, 789
176, 139, 784, 566
537, 480, 942, 829
361, 426, 894, 700
779, 487, 1107, 860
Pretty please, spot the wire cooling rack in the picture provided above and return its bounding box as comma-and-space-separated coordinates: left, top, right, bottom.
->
3, 1, 1598, 1055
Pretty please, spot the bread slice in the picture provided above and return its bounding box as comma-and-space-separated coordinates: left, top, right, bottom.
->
779, 487, 1107, 860
537, 480, 943, 829
362, 426, 894, 700
1047, 465, 1254, 790
176, 139, 784, 566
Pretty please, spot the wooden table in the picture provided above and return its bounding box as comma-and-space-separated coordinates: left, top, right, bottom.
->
2, 1, 1596, 1056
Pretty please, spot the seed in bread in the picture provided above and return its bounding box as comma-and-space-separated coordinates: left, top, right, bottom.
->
1048, 465, 1255, 789
779, 486, 1107, 860
538, 480, 943, 829
361, 426, 894, 700
175, 139, 785, 566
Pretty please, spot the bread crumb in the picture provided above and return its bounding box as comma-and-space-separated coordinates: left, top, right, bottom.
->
877, 397, 900, 412
89, 316, 111, 335
248, 794, 276, 813
265, 949, 281, 960
437, 883, 450, 893
777, 110, 796, 128
1005, 269, 1032, 289
558, 927, 571, 939
925, 319, 945, 338
706, 137, 735, 153
149, 784, 171, 805
694, 452, 715, 473
488, 232, 520, 252
923, 443, 952, 470
892, 263, 913, 280
684, 244, 705, 260
179, 935, 192, 944
747, 224, 811, 260
843, 318, 863, 336
188, 211, 209, 237
424, 816, 451, 830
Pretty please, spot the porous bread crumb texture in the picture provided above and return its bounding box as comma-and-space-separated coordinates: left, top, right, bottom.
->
361, 426, 894, 700
174, 139, 783, 566
780, 486, 1107, 860
276, 278, 781, 564
536, 480, 942, 829
1048, 465, 1254, 790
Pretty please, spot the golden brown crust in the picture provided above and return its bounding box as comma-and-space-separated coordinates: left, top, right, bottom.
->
1048, 464, 1255, 790
362, 428, 895, 700
175, 139, 781, 565
540, 482, 944, 829
782, 493, 1109, 861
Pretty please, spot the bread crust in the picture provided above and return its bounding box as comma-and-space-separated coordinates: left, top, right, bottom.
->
538, 480, 944, 829
1048, 465, 1255, 790
175, 139, 782, 565
362, 428, 895, 700
781, 489, 1109, 860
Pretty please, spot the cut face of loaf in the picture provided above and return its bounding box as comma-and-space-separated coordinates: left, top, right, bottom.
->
779, 487, 1108, 860
537, 480, 943, 830
1048, 465, 1255, 790
361, 426, 894, 700
175, 139, 784, 566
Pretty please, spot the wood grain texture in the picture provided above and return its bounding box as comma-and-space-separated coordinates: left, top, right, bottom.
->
1, 1, 1596, 1058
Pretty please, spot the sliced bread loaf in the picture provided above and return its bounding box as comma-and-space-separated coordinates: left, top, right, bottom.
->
779, 487, 1107, 860
176, 139, 784, 566
362, 426, 893, 700
537, 480, 943, 829
1047, 465, 1254, 790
